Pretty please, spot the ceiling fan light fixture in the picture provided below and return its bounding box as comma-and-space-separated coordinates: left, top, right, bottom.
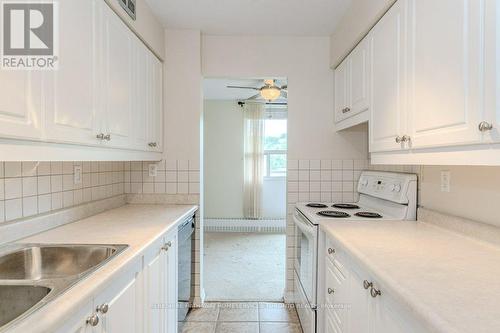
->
260, 86, 281, 101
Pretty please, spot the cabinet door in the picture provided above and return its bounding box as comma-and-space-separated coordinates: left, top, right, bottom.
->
131, 38, 150, 151
407, 0, 484, 148
44, 0, 100, 146
485, 0, 500, 142
324, 259, 349, 332
348, 38, 370, 119
369, 0, 408, 153
94, 273, 138, 333
54, 300, 93, 333
335, 59, 350, 123
145, 247, 163, 333
103, 3, 133, 149
163, 233, 178, 333
348, 266, 370, 333
148, 55, 163, 152
0, 70, 41, 140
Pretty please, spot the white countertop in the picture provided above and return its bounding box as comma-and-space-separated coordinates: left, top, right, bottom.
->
320, 219, 500, 333
6, 203, 198, 333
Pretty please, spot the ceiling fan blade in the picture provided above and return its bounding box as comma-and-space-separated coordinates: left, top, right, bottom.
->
248, 93, 261, 100
281, 91, 288, 98
226, 86, 260, 90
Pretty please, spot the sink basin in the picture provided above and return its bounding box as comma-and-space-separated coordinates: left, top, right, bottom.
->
0, 243, 128, 331
0, 245, 123, 280
0, 285, 51, 327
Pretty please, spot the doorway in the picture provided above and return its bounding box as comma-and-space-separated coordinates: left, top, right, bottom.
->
202, 78, 288, 302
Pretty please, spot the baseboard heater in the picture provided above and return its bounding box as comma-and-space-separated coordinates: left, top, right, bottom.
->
204, 218, 286, 233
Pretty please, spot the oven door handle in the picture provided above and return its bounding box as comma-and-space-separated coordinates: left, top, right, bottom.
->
293, 212, 315, 237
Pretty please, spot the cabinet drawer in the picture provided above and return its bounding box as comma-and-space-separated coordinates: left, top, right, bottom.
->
325, 237, 347, 275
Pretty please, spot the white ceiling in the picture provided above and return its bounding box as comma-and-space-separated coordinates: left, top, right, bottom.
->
203, 78, 287, 100
145, 0, 352, 36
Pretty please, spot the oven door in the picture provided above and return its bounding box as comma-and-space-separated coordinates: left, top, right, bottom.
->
293, 208, 318, 307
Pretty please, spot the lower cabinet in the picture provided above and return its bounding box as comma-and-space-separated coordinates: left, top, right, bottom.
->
322, 234, 427, 333
58, 229, 179, 333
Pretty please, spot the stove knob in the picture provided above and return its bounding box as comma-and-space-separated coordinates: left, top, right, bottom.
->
360, 179, 368, 187
393, 184, 401, 193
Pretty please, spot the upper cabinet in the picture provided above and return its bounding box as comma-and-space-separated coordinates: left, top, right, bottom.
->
363, 0, 500, 165
369, 0, 408, 153
407, 0, 484, 149
335, 38, 371, 130
0, 0, 163, 160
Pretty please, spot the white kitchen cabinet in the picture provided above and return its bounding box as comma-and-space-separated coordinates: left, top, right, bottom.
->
335, 38, 370, 130
44, 0, 100, 146
407, 0, 485, 149
369, 0, 408, 153
322, 234, 428, 333
0, 71, 42, 140
144, 231, 178, 333
54, 300, 94, 333
93, 274, 138, 333
0, 0, 163, 160
102, 2, 133, 149
148, 54, 163, 152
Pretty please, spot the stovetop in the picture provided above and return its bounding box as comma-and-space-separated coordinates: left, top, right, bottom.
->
296, 199, 403, 225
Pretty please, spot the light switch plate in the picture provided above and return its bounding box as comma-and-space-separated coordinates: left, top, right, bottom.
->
149, 164, 158, 177
74, 165, 82, 184
440, 170, 450, 192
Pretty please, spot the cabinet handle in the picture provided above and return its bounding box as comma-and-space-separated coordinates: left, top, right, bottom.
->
86, 314, 100, 326
363, 280, 373, 290
161, 241, 172, 251
104, 134, 111, 141
328, 288, 335, 295
395, 136, 402, 143
342, 107, 351, 114
370, 287, 382, 298
96, 133, 105, 140
401, 135, 411, 143
327, 248, 335, 255
96, 303, 109, 314
478, 121, 494, 132
148, 142, 158, 147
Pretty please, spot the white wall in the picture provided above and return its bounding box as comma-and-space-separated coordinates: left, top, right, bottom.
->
330, 0, 395, 68
262, 178, 287, 218
203, 101, 244, 218
202, 35, 368, 160
105, 0, 165, 58
164, 30, 202, 163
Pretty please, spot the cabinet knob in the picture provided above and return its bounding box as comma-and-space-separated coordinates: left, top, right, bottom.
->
327, 248, 335, 255
401, 135, 411, 143
370, 287, 382, 298
363, 280, 373, 290
96, 133, 105, 140
161, 241, 172, 251
148, 142, 158, 148
395, 136, 402, 143
104, 134, 111, 141
86, 314, 100, 327
342, 107, 351, 114
96, 303, 109, 314
478, 121, 493, 132
328, 288, 335, 295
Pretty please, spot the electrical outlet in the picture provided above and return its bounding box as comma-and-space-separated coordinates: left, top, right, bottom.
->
440, 170, 451, 192
74, 165, 82, 185
148, 164, 158, 177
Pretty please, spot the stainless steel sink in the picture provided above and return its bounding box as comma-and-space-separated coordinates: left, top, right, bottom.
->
0, 245, 121, 280
0, 243, 128, 331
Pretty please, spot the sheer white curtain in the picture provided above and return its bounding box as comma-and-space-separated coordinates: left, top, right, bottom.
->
243, 103, 265, 219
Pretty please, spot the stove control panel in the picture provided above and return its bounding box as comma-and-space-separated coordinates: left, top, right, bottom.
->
357, 171, 417, 204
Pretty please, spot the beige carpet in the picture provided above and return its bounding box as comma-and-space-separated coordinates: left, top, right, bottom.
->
204, 232, 286, 302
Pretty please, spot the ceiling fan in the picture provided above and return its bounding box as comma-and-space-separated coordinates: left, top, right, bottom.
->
227, 79, 287, 101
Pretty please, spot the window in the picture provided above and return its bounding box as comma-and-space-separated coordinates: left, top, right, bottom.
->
263, 117, 287, 178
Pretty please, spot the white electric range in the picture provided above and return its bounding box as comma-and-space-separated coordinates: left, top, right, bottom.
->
292, 171, 417, 333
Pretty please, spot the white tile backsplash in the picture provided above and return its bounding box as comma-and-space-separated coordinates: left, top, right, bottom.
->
0, 161, 127, 224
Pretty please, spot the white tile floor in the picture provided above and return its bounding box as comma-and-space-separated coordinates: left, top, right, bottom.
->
204, 233, 286, 301
179, 302, 303, 333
